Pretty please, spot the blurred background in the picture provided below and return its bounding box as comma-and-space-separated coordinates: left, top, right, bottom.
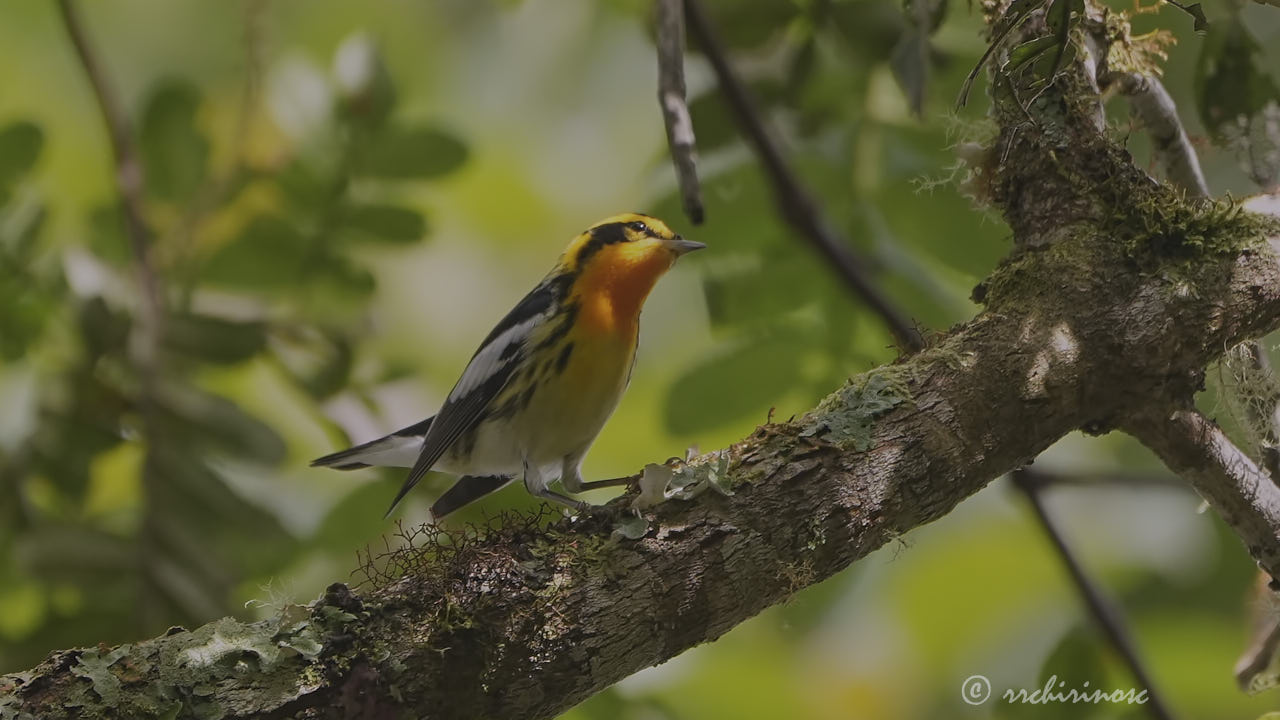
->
1, 0, 1279, 718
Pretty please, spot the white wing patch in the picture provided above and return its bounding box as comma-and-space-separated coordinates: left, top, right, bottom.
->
448, 316, 542, 401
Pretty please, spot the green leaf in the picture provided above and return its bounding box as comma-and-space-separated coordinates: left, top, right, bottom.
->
1195, 19, 1280, 138
139, 80, 209, 203
148, 447, 297, 578
79, 296, 131, 357
164, 314, 267, 366
687, 79, 786, 154
1003, 36, 1057, 73
155, 384, 287, 465
687, 0, 801, 51
14, 525, 135, 581
310, 254, 376, 304
333, 33, 397, 130
270, 330, 353, 400
201, 215, 307, 290
1166, 0, 1209, 31
827, 0, 908, 62
1044, 0, 1083, 79
341, 204, 427, 243
890, 29, 930, 117
701, 249, 829, 328
275, 161, 331, 211
86, 205, 132, 265
956, 0, 1048, 107
311, 481, 395, 553
664, 332, 804, 435
357, 126, 468, 180
0, 121, 43, 188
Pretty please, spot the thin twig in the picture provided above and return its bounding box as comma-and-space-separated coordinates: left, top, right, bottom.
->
1013, 469, 1178, 720
56, 0, 169, 633
683, 0, 923, 353
56, 0, 165, 346
1125, 407, 1280, 581
655, 0, 703, 225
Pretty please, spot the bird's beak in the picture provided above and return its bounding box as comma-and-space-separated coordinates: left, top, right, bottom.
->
668, 235, 707, 256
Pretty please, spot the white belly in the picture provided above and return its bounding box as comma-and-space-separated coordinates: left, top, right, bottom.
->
444, 333, 633, 478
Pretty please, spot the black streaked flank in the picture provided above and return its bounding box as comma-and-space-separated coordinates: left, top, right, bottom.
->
555, 342, 575, 373
518, 384, 537, 411
534, 302, 578, 351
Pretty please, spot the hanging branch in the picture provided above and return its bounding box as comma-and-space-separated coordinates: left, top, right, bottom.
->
1013, 470, 1178, 720
683, 0, 924, 353
1112, 73, 1209, 198
655, 0, 704, 225
685, 3, 1173, 713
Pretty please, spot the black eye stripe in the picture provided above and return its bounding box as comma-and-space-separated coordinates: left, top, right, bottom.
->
575, 218, 665, 267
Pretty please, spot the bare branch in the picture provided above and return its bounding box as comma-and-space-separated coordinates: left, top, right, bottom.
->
7, 206, 1280, 715
56, 0, 177, 632
1125, 407, 1280, 581
683, 0, 924, 353
1013, 470, 1178, 720
1112, 73, 1211, 199
1105, 69, 1280, 485
655, 0, 703, 225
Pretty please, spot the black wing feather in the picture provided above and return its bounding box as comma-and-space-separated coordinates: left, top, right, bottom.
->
429, 475, 514, 519
382, 278, 565, 517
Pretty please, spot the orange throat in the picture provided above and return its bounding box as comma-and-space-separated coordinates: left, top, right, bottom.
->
573, 246, 674, 337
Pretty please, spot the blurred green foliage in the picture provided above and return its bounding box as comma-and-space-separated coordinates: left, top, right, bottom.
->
1, 0, 1279, 718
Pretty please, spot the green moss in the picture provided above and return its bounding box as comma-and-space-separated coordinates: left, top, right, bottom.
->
1117, 194, 1276, 266
800, 367, 913, 451
976, 191, 1280, 312
974, 229, 1102, 307
1103, 11, 1175, 78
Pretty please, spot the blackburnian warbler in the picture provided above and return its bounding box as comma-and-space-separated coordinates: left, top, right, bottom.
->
312, 213, 704, 519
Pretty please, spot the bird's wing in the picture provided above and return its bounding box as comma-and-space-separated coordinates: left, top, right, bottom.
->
429, 475, 515, 520
383, 278, 562, 516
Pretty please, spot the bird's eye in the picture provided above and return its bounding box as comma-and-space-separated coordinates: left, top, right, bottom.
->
627, 221, 650, 236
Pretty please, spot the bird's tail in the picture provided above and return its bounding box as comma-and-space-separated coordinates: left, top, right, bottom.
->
311, 417, 433, 471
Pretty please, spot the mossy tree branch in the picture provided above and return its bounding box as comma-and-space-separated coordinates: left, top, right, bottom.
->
6, 1, 1280, 719
4, 213, 1280, 718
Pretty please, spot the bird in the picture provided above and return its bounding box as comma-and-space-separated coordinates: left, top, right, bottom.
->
311, 213, 705, 520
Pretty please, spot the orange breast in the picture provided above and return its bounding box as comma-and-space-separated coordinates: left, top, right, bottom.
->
574, 244, 674, 337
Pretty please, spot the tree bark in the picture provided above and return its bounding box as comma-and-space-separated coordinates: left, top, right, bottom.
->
5, 3, 1280, 720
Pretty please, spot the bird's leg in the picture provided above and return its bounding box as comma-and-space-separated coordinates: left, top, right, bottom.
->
559, 452, 639, 494
524, 459, 589, 512
572, 475, 640, 491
